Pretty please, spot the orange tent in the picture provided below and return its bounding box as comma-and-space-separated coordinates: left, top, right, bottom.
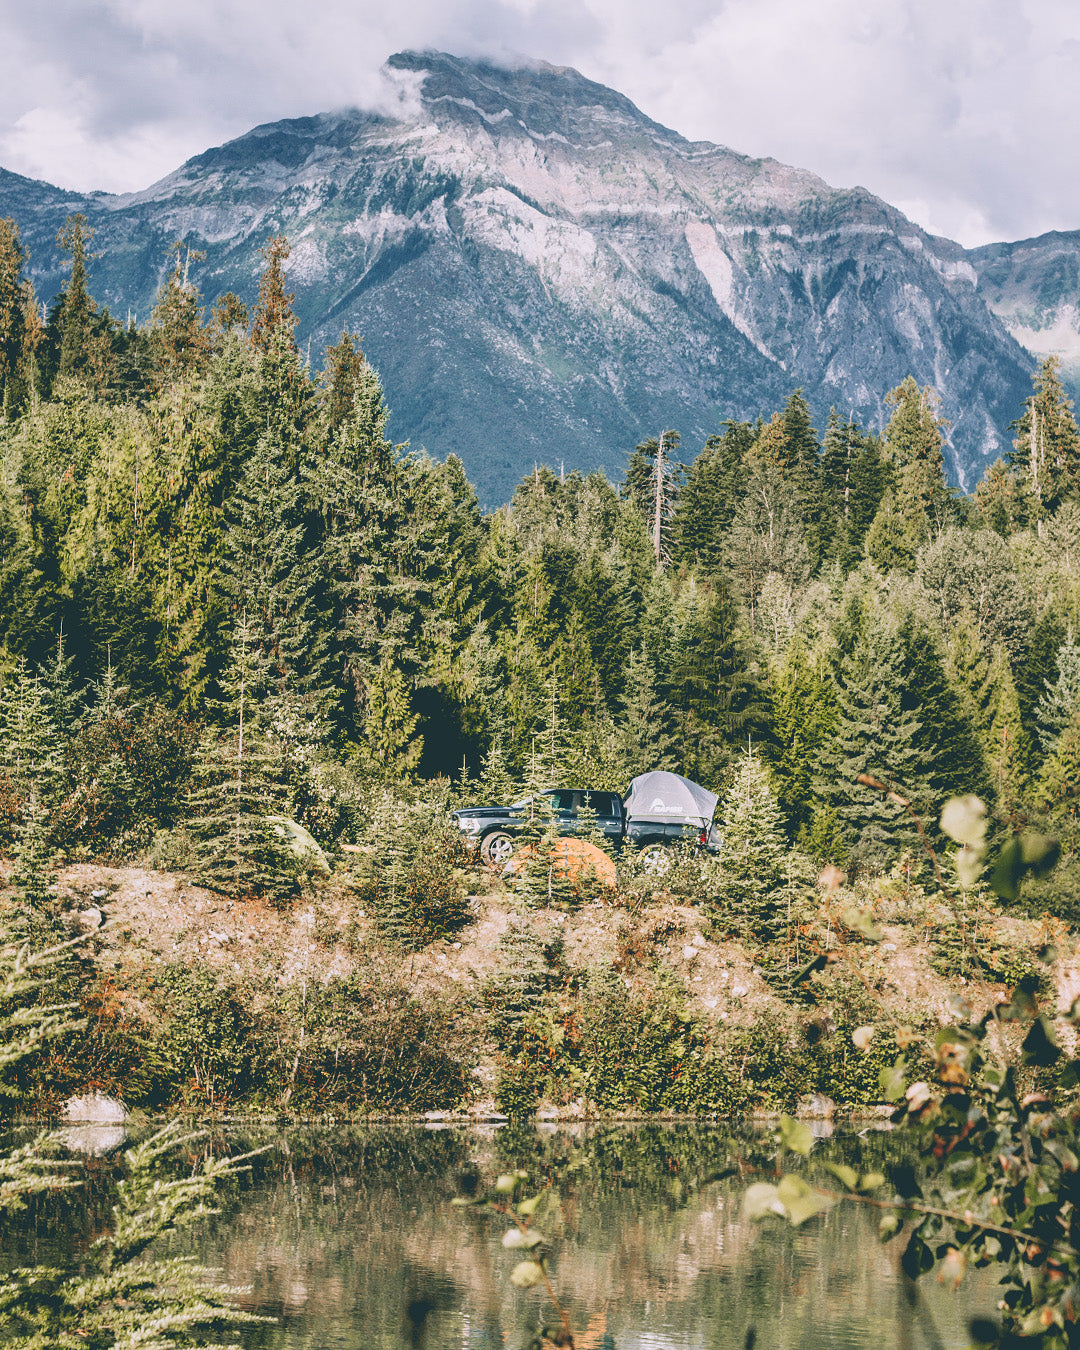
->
503, 836, 617, 889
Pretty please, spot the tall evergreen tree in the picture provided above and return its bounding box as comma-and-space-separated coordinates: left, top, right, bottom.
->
898, 614, 990, 813
52, 214, 114, 392
250, 234, 297, 354
767, 639, 838, 837
1008, 356, 1080, 519
727, 460, 811, 623
616, 647, 676, 778
710, 745, 788, 941
780, 389, 826, 570
983, 646, 1028, 814
673, 419, 753, 572
148, 241, 209, 383
881, 376, 952, 547
1036, 628, 1080, 753
667, 572, 767, 785
0, 217, 39, 417
817, 623, 930, 871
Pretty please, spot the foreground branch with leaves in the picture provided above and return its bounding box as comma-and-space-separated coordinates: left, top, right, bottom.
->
747, 795, 1079, 1349
0, 926, 271, 1348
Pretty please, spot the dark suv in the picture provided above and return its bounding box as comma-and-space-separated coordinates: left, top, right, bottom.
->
451, 789, 625, 864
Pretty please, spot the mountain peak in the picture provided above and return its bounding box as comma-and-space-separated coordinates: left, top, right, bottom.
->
386, 49, 684, 147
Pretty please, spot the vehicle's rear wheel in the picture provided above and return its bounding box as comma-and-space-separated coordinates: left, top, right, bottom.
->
639, 844, 672, 876
480, 831, 514, 866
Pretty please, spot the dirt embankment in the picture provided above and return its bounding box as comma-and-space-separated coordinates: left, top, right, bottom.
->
36, 862, 1076, 1109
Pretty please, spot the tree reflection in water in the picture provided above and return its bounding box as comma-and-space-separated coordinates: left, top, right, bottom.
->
6, 1123, 995, 1349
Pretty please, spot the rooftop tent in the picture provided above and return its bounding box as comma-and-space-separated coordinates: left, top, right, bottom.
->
624, 771, 718, 825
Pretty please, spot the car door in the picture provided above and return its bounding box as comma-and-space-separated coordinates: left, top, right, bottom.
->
547, 789, 580, 832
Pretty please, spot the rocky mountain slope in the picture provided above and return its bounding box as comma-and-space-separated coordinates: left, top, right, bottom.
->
0, 51, 1042, 501
971, 230, 1080, 407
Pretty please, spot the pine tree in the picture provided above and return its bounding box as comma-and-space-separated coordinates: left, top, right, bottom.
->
820, 409, 858, 533
767, 639, 838, 837
1034, 706, 1080, 821
616, 647, 676, 778
0, 217, 39, 418
0, 658, 61, 800
1008, 356, 1080, 519
1036, 627, 1080, 752
816, 623, 930, 872
250, 234, 297, 353
710, 745, 787, 941
973, 457, 1032, 536
53, 214, 114, 391
360, 663, 423, 781
478, 730, 517, 804
673, 419, 753, 572
1016, 608, 1066, 747
148, 241, 209, 383
946, 612, 995, 738
842, 432, 891, 570
673, 572, 769, 784
781, 389, 826, 570
727, 460, 811, 624
881, 377, 953, 549
864, 489, 920, 573
983, 646, 1028, 815
898, 614, 991, 814
186, 613, 296, 901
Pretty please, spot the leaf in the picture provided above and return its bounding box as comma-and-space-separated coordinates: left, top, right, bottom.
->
956, 848, 984, 890
792, 952, 828, 983
494, 1173, 518, 1195
878, 1211, 902, 1241
743, 1182, 783, 1221
1021, 832, 1061, 877
841, 906, 883, 942
776, 1174, 835, 1226
852, 1025, 875, 1052
901, 1232, 935, 1279
516, 1194, 541, 1217
1021, 1015, 1061, 1068
858, 1171, 886, 1193
940, 796, 988, 849
988, 837, 1024, 901
509, 1260, 545, 1289
503, 1227, 544, 1249
879, 1057, 908, 1102
821, 1161, 859, 1191
778, 1115, 814, 1157
989, 834, 1061, 901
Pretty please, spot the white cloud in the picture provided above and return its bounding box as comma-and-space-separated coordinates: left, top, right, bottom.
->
1, 0, 1079, 243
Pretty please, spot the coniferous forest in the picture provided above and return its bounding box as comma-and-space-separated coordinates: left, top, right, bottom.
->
0, 210, 1079, 1125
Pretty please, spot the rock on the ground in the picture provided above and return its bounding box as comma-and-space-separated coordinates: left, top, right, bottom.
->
796, 1092, 837, 1120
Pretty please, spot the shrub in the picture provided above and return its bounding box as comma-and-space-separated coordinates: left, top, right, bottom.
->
286, 965, 479, 1112
148, 962, 262, 1107
53, 703, 200, 856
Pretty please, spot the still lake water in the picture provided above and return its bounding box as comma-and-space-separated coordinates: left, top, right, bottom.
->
6, 1122, 999, 1349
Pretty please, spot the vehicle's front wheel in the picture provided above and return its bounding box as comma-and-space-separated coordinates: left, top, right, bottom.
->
480, 831, 515, 866
639, 844, 672, 876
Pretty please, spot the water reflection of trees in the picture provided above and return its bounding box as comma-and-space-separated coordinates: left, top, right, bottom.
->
147, 1127, 994, 1348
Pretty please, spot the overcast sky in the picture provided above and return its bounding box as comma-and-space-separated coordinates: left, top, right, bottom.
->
2, 0, 1077, 248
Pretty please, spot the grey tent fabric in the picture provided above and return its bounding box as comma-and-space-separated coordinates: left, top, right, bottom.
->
624, 771, 718, 825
